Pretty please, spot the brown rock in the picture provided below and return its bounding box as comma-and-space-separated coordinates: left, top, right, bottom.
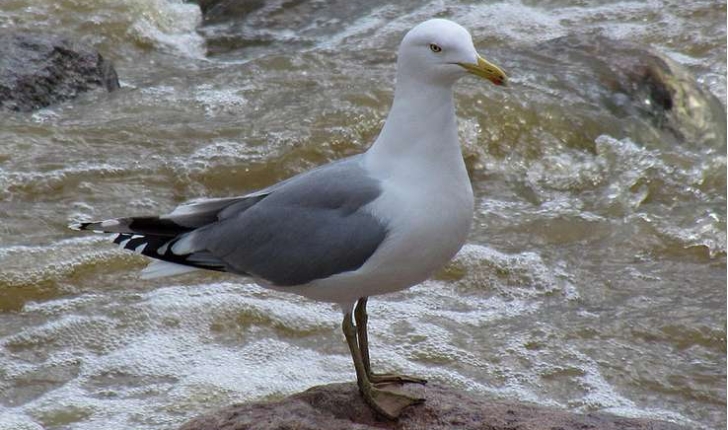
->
179, 382, 691, 430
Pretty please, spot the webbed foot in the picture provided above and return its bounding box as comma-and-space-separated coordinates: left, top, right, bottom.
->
369, 372, 428, 386
362, 383, 425, 419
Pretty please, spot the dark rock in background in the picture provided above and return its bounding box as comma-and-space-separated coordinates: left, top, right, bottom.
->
194, 0, 266, 24
186, 0, 400, 57
178, 382, 691, 430
0, 32, 120, 112
517, 34, 726, 147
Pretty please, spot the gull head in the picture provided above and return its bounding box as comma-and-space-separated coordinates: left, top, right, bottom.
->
396, 19, 507, 88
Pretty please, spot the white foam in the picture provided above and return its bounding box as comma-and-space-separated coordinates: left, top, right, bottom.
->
0, 162, 129, 200
0, 412, 44, 430
452, 244, 579, 300
127, 0, 206, 58
194, 86, 248, 117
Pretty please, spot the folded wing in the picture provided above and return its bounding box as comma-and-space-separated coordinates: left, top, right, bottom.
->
72, 156, 387, 286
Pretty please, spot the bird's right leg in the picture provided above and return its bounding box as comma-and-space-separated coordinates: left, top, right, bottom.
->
342, 310, 424, 420
354, 297, 427, 385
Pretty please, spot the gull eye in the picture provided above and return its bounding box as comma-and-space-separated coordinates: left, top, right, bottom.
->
429, 43, 442, 53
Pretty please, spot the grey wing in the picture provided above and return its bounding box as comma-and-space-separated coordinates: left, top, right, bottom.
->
173, 156, 388, 286
75, 193, 271, 273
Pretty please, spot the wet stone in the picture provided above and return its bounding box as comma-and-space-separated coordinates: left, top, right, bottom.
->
0, 32, 120, 112
178, 382, 691, 430
519, 34, 726, 147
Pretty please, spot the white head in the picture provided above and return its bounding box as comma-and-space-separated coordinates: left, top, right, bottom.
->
396, 19, 507, 88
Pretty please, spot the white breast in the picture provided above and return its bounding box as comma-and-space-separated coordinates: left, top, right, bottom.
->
289, 163, 474, 305
362, 170, 474, 289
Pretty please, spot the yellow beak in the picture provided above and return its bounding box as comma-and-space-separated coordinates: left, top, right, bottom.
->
459, 54, 508, 86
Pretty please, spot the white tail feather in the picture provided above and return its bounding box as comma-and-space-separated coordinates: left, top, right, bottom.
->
140, 260, 200, 279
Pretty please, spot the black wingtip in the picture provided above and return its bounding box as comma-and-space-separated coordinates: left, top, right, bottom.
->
68, 221, 89, 231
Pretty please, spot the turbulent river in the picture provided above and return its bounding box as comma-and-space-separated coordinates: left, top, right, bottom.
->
0, 1, 725, 429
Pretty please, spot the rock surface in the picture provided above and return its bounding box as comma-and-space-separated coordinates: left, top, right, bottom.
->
0, 32, 119, 112
179, 382, 691, 430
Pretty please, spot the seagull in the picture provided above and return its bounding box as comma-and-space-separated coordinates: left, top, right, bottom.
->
71, 18, 507, 419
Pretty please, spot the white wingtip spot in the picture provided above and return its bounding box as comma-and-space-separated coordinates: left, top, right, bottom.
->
167, 205, 197, 217
134, 243, 148, 254
157, 241, 170, 255
141, 261, 200, 279
68, 222, 83, 231
171, 233, 196, 255
100, 219, 121, 228
119, 238, 131, 248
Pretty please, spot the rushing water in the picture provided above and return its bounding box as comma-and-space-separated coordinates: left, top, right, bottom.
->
0, 1, 725, 429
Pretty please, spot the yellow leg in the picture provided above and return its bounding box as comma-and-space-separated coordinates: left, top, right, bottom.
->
354, 297, 428, 385
342, 309, 424, 419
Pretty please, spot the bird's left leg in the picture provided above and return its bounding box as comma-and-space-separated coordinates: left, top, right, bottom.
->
354, 297, 427, 386
342, 309, 424, 419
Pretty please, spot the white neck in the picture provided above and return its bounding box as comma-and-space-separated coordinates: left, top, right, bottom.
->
365, 78, 465, 183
